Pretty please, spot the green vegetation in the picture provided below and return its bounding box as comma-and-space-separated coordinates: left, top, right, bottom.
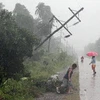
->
0, 2, 78, 100
0, 51, 76, 100
0, 9, 38, 82
24, 52, 75, 80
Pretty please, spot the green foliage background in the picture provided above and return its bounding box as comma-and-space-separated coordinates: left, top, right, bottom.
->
0, 2, 78, 100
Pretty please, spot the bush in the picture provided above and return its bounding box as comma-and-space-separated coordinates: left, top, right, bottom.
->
0, 78, 43, 100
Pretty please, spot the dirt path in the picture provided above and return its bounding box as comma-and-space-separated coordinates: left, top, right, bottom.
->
35, 92, 68, 100
79, 57, 100, 100
35, 68, 80, 100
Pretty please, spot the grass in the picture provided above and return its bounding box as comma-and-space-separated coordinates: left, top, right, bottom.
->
34, 66, 80, 100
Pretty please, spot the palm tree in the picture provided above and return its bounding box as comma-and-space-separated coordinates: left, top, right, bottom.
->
35, 2, 53, 23
35, 2, 54, 52
35, 3, 45, 20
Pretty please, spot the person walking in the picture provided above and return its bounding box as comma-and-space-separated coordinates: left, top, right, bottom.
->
81, 56, 84, 63
89, 56, 96, 75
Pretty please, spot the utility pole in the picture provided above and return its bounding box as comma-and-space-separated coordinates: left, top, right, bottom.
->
48, 14, 72, 52
34, 7, 84, 51
53, 15, 72, 35
68, 7, 81, 22
48, 37, 51, 52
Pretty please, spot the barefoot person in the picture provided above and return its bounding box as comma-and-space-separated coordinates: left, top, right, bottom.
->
89, 56, 96, 75
56, 63, 77, 94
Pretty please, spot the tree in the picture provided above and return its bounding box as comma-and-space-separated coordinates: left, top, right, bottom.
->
35, 2, 53, 23
0, 9, 38, 82
34, 2, 54, 52
35, 2, 53, 37
95, 38, 100, 53
13, 3, 34, 33
0, 3, 4, 11
13, 3, 30, 16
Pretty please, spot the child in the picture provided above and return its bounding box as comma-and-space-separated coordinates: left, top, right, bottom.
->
89, 56, 96, 75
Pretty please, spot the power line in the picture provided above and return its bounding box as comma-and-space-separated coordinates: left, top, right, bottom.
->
34, 7, 84, 51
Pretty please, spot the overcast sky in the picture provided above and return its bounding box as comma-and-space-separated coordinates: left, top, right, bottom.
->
1, 0, 100, 52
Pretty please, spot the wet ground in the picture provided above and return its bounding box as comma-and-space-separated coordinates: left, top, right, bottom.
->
35, 92, 68, 100
79, 57, 100, 100
35, 69, 67, 100
35, 67, 79, 100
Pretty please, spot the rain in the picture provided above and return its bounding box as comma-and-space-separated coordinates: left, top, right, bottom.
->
0, 0, 100, 100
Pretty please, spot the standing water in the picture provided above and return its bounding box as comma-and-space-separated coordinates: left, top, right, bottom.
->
79, 57, 100, 100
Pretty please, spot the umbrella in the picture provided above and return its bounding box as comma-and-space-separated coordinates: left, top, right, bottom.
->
86, 51, 98, 56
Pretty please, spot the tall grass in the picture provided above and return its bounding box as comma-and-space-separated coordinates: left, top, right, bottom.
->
0, 51, 77, 100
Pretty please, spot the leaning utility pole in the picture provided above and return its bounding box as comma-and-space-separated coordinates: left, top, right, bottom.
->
48, 14, 72, 52
53, 15, 72, 35
68, 7, 81, 22
34, 7, 84, 51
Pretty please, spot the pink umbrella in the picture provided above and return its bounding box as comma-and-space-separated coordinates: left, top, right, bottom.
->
86, 51, 98, 56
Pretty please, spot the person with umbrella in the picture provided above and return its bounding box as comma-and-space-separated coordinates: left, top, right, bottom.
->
87, 51, 98, 75
89, 56, 96, 75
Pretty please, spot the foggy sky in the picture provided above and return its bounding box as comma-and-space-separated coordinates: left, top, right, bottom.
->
1, 0, 100, 51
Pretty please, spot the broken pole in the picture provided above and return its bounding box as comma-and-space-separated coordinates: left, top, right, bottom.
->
53, 15, 72, 35
34, 7, 84, 51
68, 7, 81, 22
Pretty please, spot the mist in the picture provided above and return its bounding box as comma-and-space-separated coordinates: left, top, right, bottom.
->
1, 0, 100, 55
0, 0, 100, 99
